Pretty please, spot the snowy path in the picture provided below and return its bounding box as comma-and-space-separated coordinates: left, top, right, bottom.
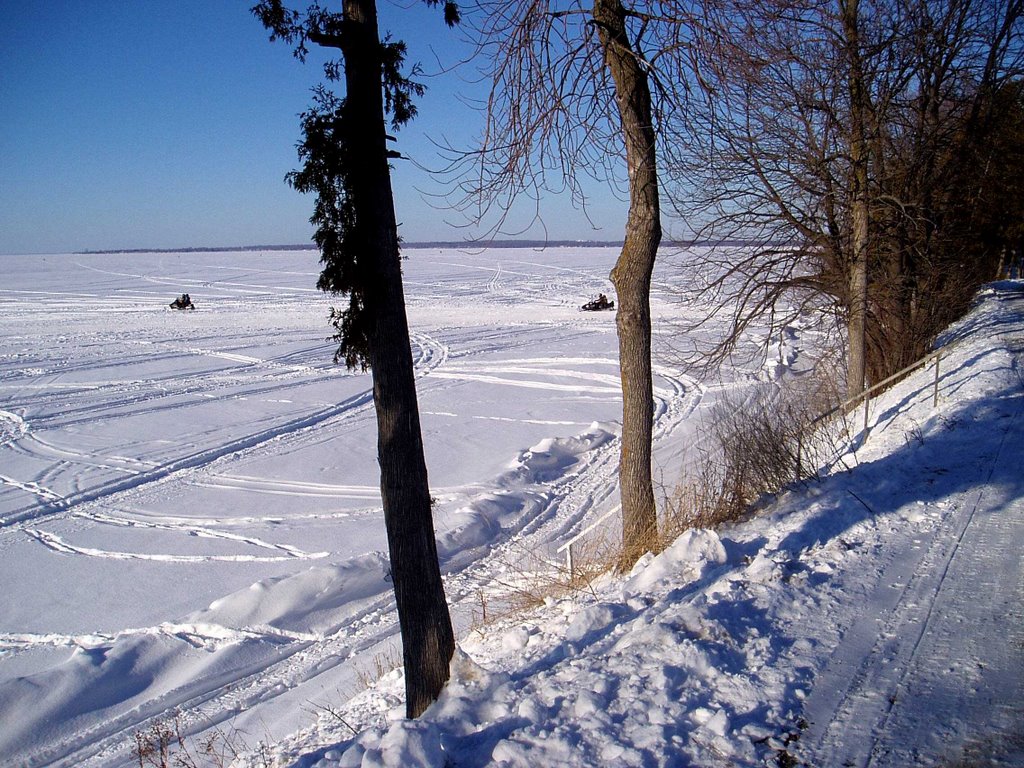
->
800, 319, 1024, 767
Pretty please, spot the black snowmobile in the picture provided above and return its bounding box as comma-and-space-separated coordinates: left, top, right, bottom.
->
581, 293, 615, 311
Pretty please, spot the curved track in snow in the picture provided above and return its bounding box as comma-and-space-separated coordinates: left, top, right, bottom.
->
0, 248, 783, 768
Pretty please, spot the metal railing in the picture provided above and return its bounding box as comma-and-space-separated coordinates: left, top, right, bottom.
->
556, 504, 620, 576
812, 347, 944, 432
797, 345, 947, 479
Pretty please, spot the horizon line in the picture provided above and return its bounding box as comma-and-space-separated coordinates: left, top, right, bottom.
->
72, 237, 762, 255
74, 239, 623, 255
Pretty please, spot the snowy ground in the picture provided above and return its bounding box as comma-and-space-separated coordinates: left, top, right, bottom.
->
286, 281, 1023, 768
1, 248, 1019, 768
0, 246, 742, 767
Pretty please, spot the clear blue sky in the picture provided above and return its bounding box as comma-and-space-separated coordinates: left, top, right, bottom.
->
0, 1, 626, 255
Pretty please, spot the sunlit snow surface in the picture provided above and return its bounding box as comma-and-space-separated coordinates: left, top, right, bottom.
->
305, 281, 1023, 768
4, 249, 1018, 768
0, 247, 747, 766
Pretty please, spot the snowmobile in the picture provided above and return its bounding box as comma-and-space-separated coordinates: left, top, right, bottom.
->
581, 293, 615, 311
170, 293, 195, 310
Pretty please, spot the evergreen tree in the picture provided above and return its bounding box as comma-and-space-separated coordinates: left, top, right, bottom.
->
253, 0, 458, 717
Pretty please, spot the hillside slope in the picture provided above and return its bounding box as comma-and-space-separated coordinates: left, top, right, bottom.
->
275, 282, 1024, 768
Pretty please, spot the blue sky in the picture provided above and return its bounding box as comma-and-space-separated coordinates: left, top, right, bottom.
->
0, 2, 626, 255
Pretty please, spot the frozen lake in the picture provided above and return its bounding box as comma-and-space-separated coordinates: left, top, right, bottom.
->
0, 246, 726, 766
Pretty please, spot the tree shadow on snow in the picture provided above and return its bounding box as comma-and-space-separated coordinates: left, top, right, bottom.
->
783, 407, 1022, 575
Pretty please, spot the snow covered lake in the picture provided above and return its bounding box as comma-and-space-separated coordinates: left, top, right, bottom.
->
2, 248, 1021, 768
0, 246, 733, 766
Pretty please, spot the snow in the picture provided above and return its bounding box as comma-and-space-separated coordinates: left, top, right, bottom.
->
0, 249, 1021, 768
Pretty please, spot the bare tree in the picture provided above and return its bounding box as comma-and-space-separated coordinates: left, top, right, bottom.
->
670, 0, 1023, 390
865, 0, 1024, 379
253, 0, 458, 718
593, 0, 662, 568
452, 0, 705, 568
841, 0, 871, 397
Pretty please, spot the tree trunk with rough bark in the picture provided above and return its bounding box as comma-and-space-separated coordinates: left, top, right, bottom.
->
593, 0, 661, 571
342, 0, 454, 718
842, 0, 869, 398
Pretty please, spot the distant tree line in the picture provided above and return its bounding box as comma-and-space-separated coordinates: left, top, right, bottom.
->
77, 244, 319, 254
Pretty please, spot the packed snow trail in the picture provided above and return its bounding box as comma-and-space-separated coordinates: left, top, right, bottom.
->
798, 287, 1024, 767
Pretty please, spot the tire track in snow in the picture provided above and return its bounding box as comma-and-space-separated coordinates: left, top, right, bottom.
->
424, 356, 623, 400
43, 581, 403, 768
7, 433, 161, 502
0, 473, 66, 506
487, 261, 503, 294
410, 330, 450, 377
440, 364, 704, 613
0, 391, 371, 529
25, 527, 327, 563
800, 367, 1024, 767
22, 509, 330, 563
49, 348, 700, 768
3, 345, 334, 431
0, 622, 319, 656
0, 331, 453, 765
189, 475, 382, 500
1, 332, 450, 531
4, 289, 692, 767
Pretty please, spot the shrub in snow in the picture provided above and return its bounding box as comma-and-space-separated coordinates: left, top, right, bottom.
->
663, 370, 846, 537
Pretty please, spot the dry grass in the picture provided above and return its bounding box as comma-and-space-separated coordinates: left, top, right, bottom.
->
352, 646, 403, 690
132, 712, 273, 768
662, 364, 848, 541
467, 532, 621, 635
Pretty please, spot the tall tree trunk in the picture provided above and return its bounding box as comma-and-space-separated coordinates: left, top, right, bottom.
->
842, 0, 869, 397
593, 0, 661, 570
848, 200, 868, 394
342, 0, 454, 718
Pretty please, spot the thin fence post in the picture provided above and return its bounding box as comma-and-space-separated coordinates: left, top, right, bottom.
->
863, 392, 870, 437
565, 543, 574, 578
933, 351, 941, 407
